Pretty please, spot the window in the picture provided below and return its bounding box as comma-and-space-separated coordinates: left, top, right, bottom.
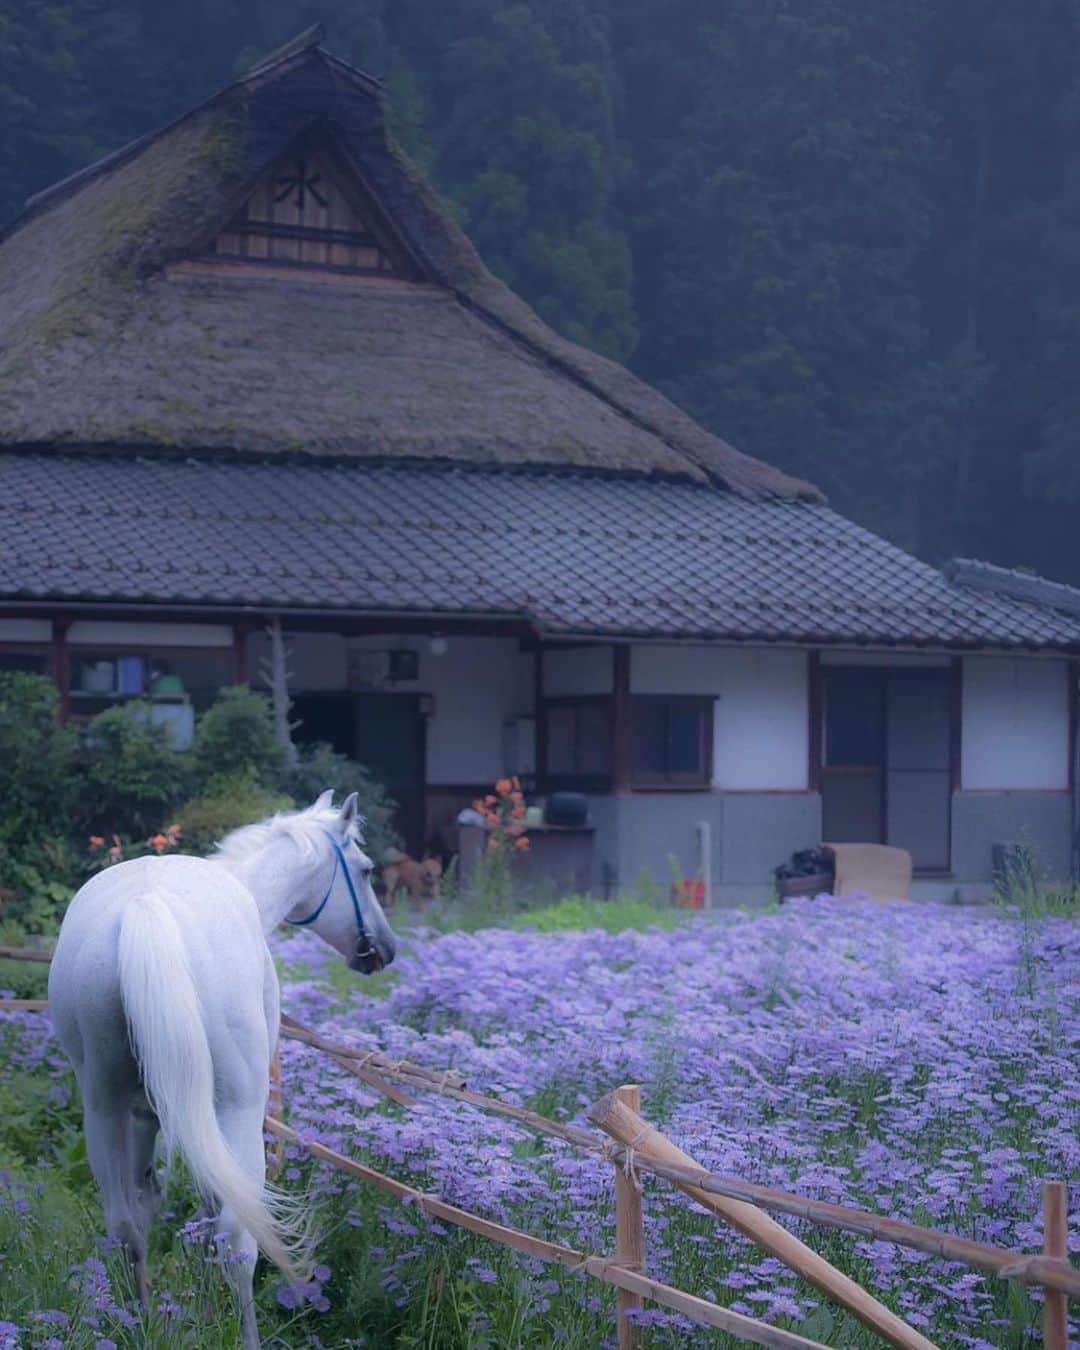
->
66, 648, 235, 749
544, 700, 611, 784
0, 650, 48, 675
632, 696, 711, 787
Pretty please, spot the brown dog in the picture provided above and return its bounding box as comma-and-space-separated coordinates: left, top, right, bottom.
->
382, 855, 443, 905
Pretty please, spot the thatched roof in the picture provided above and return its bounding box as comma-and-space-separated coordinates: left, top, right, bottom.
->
0, 30, 821, 501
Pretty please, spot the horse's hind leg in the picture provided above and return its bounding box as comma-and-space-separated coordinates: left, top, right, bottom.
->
127, 1096, 162, 1305
215, 1101, 269, 1350
82, 1088, 151, 1304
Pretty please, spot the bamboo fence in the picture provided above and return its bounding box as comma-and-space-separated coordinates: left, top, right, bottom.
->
2, 950, 1077, 1348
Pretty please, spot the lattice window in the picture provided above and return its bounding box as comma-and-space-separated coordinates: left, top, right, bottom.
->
209, 147, 408, 277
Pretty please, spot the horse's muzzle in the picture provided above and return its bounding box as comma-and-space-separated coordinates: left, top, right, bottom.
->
349, 936, 385, 975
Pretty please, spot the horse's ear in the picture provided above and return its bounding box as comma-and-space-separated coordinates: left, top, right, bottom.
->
312, 789, 334, 812
338, 791, 360, 835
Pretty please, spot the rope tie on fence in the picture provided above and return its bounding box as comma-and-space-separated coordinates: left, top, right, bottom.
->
621, 1147, 644, 1193
604, 1123, 654, 1193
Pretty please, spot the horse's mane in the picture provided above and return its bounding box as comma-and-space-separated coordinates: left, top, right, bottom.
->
214, 801, 361, 873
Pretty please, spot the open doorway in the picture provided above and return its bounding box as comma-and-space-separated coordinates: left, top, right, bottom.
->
820, 666, 954, 872
291, 692, 426, 856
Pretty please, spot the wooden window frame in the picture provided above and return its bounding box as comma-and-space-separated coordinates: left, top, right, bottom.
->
630, 694, 714, 791
540, 695, 614, 792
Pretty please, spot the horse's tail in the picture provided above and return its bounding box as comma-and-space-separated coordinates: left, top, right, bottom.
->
117, 890, 309, 1280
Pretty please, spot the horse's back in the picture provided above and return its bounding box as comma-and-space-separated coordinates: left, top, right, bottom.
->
49, 856, 270, 1090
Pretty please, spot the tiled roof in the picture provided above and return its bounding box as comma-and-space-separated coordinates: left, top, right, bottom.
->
3, 453, 1080, 650
944, 558, 1080, 617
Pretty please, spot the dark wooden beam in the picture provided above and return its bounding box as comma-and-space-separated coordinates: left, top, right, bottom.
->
612, 644, 631, 794
534, 647, 547, 788
233, 619, 253, 685
50, 617, 71, 721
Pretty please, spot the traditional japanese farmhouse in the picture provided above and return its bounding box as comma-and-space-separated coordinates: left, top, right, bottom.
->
2, 31, 1079, 900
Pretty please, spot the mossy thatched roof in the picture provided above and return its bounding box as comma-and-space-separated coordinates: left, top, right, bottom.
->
0, 33, 821, 500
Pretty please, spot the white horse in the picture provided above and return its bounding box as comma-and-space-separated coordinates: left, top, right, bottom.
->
48, 790, 396, 1348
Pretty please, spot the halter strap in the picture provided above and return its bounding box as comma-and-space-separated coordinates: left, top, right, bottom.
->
285, 832, 371, 956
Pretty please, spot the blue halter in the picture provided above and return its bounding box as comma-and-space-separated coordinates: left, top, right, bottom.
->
286, 832, 375, 965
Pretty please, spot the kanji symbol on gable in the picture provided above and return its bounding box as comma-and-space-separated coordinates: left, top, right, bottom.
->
273, 157, 328, 211
206, 142, 413, 277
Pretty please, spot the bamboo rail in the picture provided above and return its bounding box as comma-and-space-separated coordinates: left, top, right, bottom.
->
276, 1017, 1080, 1301
264, 1116, 829, 1350
591, 1091, 936, 1350
0, 945, 52, 963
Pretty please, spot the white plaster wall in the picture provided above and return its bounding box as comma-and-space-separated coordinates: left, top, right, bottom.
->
421, 638, 531, 782
961, 657, 1070, 790
247, 630, 349, 691
68, 620, 232, 647
630, 645, 809, 790
543, 645, 613, 696
0, 619, 51, 642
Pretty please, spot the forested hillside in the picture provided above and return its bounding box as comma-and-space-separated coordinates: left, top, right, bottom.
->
3, 0, 1078, 580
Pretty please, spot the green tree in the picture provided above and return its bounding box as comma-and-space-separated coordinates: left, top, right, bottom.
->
0, 673, 76, 849
192, 686, 285, 791
78, 704, 187, 837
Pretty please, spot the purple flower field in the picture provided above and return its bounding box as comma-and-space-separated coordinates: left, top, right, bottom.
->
2, 897, 1079, 1346
268, 897, 1080, 1346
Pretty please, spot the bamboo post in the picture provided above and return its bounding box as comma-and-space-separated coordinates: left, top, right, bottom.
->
1042, 1181, 1069, 1350
590, 1091, 938, 1350
613, 1085, 645, 1349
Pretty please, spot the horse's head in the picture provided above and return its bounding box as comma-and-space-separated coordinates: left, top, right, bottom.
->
301, 790, 397, 975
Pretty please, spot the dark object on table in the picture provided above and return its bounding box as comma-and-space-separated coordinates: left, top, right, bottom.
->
544, 792, 589, 829
774, 847, 835, 900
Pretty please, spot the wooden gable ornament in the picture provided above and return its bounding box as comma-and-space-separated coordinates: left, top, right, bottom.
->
207, 140, 419, 279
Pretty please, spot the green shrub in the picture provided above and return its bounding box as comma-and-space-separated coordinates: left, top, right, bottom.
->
192, 686, 285, 790
78, 704, 188, 837
0, 673, 76, 850
174, 772, 292, 855
286, 741, 400, 861
0, 840, 78, 936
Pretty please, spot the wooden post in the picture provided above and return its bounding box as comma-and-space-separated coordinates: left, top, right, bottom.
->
534, 643, 547, 790
612, 644, 631, 793
590, 1092, 938, 1350
51, 617, 71, 721
613, 1085, 645, 1349
232, 619, 252, 685
1042, 1180, 1069, 1350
